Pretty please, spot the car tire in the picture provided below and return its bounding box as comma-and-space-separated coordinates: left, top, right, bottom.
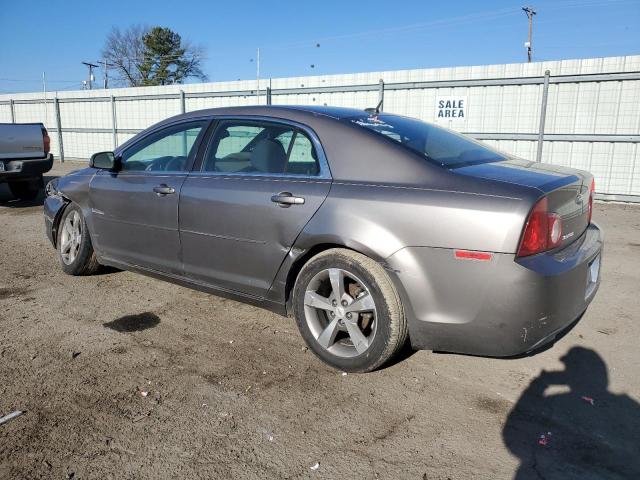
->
8, 177, 43, 201
293, 248, 408, 372
57, 203, 101, 276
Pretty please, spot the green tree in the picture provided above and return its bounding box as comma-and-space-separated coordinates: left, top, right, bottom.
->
139, 27, 206, 86
102, 25, 207, 87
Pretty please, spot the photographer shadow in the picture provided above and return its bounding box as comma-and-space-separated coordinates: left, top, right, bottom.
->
503, 347, 640, 479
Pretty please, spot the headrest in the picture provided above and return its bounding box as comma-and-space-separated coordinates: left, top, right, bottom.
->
250, 139, 287, 174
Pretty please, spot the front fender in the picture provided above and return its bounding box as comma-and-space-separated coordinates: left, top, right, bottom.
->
45, 167, 96, 248
44, 194, 69, 248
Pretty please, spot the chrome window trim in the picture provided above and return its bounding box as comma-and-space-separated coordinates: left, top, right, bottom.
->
114, 116, 212, 160
197, 115, 332, 180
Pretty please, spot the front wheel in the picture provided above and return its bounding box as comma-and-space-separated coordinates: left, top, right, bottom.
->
57, 203, 100, 276
293, 248, 408, 372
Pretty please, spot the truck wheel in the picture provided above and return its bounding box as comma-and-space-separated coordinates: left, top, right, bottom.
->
8, 177, 43, 201
57, 203, 100, 276
293, 248, 408, 372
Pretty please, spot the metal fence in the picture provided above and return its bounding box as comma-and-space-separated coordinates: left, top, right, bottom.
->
1, 55, 639, 201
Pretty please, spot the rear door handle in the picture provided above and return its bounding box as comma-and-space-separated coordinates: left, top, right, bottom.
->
153, 184, 175, 195
271, 192, 305, 207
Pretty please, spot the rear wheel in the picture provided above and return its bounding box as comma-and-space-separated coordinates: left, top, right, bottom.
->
57, 203, 100, 275
293, 248, 408, 372
8, 177, 43, 201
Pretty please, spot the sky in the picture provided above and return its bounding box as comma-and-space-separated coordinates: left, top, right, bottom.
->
0, 0, 638, 93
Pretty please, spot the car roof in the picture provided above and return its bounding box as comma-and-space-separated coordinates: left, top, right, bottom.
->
172, 105, 370, 122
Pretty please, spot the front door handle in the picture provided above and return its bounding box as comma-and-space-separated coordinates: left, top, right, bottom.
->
271, 192, 305, 207
153, 184, 175, 196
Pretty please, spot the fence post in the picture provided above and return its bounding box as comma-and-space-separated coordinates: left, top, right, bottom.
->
536, 70, 551, 163
266, 87, 272, 105
180, 90, 186, 114
54, 97, 64, 163
378, 79, 385, 111
110, 95, 117, 150
9, 99, 15, 123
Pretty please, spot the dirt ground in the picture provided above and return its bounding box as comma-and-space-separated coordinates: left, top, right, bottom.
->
1, 161, 639, 480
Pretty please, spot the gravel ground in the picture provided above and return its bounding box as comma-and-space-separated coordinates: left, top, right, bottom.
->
1, 161, 639, 479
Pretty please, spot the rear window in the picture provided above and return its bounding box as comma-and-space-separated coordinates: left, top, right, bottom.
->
345, 114, 506, 168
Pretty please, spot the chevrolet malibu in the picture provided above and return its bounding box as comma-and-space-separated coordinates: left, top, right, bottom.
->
44, 106, 602, 372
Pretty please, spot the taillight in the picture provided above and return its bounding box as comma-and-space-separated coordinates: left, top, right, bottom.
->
588, 178, 595, 224
517, 197, 563, 257
42, 127, 50, 155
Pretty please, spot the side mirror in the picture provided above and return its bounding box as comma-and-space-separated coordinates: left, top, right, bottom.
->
90, 151, 119, 170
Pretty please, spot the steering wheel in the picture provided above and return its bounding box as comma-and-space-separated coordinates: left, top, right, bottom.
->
144, 156, 173, 172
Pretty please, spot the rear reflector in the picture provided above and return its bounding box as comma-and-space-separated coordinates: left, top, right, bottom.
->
455, 250, 493, 261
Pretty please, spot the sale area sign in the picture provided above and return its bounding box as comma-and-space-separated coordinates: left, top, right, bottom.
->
435, 96, 467, 120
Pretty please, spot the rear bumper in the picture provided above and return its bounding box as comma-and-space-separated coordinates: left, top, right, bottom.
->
387, 223, 603, 357
0, 154, 54, 182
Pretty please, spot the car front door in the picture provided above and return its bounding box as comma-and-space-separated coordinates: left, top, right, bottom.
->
179, 118, 331, 298
90, 120, 208, 274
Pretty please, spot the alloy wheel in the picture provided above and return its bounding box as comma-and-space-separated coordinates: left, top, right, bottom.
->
60, 211, 82, 265
303, 268, 377, 358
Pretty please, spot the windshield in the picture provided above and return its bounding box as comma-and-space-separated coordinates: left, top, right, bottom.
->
346, 114, 506, 168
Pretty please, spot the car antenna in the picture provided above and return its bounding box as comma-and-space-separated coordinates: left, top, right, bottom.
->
364, 98, 384, 115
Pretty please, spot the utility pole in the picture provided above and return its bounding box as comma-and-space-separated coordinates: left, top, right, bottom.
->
100, 59, 114, 89
82, 61, 99, 90
522, 6, 536, 63
103, 59, 108, 89
42, 72, 47, 126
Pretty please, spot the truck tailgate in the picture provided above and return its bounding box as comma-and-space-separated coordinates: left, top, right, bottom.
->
0, 123, 47, 160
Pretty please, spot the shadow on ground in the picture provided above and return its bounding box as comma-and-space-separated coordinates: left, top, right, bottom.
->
0, 174, 59, 207
103, 312, 161, 333
503, 346, 640, 479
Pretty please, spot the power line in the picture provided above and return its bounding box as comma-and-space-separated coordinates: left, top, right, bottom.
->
0, 77, 79, 84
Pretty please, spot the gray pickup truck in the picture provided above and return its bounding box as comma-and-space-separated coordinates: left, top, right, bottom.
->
0, 122, 54, 200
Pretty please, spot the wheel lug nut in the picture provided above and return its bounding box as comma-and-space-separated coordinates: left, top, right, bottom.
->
341, 300, 348, 307
346, 313, 352, 319
332, 300, 337, 306
330, 312, 335, 317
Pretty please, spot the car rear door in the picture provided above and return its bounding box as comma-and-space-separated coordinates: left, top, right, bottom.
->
179, 118, 331, 298
89, 120, 208, 274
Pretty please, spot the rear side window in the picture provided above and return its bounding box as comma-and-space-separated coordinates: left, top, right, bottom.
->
202, 120, 319, 176
346, 114, 506, 168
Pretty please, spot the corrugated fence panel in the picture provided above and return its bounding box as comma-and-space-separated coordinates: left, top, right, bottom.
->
62, 132, 114, 160
59, 101, 112, 130
116, 98, 182, 130
0, 103, 12, 123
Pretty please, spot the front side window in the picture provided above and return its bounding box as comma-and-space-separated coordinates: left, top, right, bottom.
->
121, 121, 206, 172
346, 114, 506, 168
202, 121, 319, 176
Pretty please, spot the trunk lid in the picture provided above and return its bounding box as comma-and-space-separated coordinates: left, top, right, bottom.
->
454, 158, 593, 249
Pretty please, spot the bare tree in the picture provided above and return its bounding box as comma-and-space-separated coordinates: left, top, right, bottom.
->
102, 25, 208, 87
102, 25, 147, 87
